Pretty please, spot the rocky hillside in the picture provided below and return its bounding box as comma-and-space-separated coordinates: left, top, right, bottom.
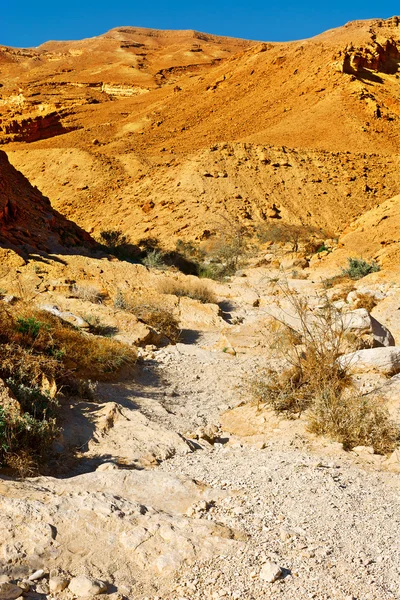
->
1, 17, 400, 247
0, 149, 94, 256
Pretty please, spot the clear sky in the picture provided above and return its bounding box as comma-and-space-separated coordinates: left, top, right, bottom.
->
2, 0, 399, 47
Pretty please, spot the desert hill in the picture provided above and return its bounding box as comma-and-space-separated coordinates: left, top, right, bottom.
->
0, 149, 94, 257
1, 17, 400, 246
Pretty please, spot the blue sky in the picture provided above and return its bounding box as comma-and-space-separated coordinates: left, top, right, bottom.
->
2, 0, 399, 47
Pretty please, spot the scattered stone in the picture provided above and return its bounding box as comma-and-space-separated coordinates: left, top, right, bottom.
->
68, 575, 107, 597
28, 570, 45, 581
0, 583, 23, 600
259, 561, 283, 583
49, 576, 69, 593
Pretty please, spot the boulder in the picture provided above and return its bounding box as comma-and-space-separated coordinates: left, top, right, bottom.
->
339, 347, 400, 376
342, 308, 395, 348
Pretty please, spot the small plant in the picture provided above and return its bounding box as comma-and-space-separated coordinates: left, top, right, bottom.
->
114, 289, 130, 310
249, 283, 398, 453
158, 278, 217, 304
308, 390, 399, 454
342, 258, 380, 280
257, 223, 323, 253
130, 301, 181, 343
16, 316, 48, 339
83, 314, 118, 337
98, 229, 129, 248
142, 250, 167, 270
71, 284, 105, 304
315, 244, 330, 254
353, 293, 377, 313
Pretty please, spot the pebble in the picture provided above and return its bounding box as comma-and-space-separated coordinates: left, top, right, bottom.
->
259, 561, 283, 583
28, 569, 45, 581
0, 583, 23, 600
49, 576, 69, 593
69, 575, 107, 597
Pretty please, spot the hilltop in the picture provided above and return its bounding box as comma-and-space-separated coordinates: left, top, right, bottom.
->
0, 17, 399, 247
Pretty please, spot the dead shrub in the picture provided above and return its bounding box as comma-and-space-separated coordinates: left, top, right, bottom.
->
131, 302, 181, 343
308, 391, 399, 454
158, 278, 217, 304
71, 284, 105, 304
353, 293, 377, 313
250, 284, 398, 453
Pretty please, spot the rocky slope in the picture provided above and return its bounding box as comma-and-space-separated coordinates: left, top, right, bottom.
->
2, 17, 400, 247
0, 149, 94, 257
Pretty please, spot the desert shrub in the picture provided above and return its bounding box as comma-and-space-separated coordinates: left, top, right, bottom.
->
257, 223, 323, 253
308, 390, 398, 454
205, 216, 250, 277
130, 301, 181, 343
249, 285, 397, 453
342, 257, 380, 280
0, 303, 136, 474
0, 304, 136, 381
98, 229, 129, 248
198, 263, 227, 281
142, 249, 167, 270
83, 314, 118, 337
353, 293, 378, 313
71, 284, 105, 304
158, 278, 217, 304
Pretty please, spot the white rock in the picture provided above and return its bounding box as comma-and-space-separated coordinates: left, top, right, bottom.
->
49, 576, 69, 593
28, 570, 45, 581
339, 347, 400, 376
0, 583, 23, 600
68, 575, 107, 597
342, 309, 395, 348
259, 561, 283, 583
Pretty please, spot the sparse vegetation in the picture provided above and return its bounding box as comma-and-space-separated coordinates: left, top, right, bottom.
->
158, 278, 217, 304
353, 292, 377, 313
131, 302, 181, 343
71, 284, 105, 304
250, 285, 398, 453
83, 314, 118, 337
257, 222, 323, 253
142, 249, 167, 270
342, 257, 380, 280
0, 303, 136, 474
98, 229, 129, 249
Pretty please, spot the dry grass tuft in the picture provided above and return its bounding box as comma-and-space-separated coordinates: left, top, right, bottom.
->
308, 391, 398, 454
353, 293, 377, 313
131, 303, 181, 343
158, 278, 217, 304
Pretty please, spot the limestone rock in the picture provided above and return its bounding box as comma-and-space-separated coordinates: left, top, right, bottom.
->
339, 347, 400, 376
69, 575, 107, 597
259, 561, 282, 583
49, 576, 69, 593
342, 308, 395, 349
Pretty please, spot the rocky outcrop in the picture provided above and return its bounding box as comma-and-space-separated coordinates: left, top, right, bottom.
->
0, 150, 95, 256
339, 38, 400, 75
0, 112, 74, 144
0, 471, 243, 588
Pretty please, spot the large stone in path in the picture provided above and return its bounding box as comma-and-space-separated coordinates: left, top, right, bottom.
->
339, 346, 400, 376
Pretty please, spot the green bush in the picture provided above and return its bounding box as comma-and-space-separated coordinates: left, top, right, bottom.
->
142, 249, 167, 270
342, 258, 380, 280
